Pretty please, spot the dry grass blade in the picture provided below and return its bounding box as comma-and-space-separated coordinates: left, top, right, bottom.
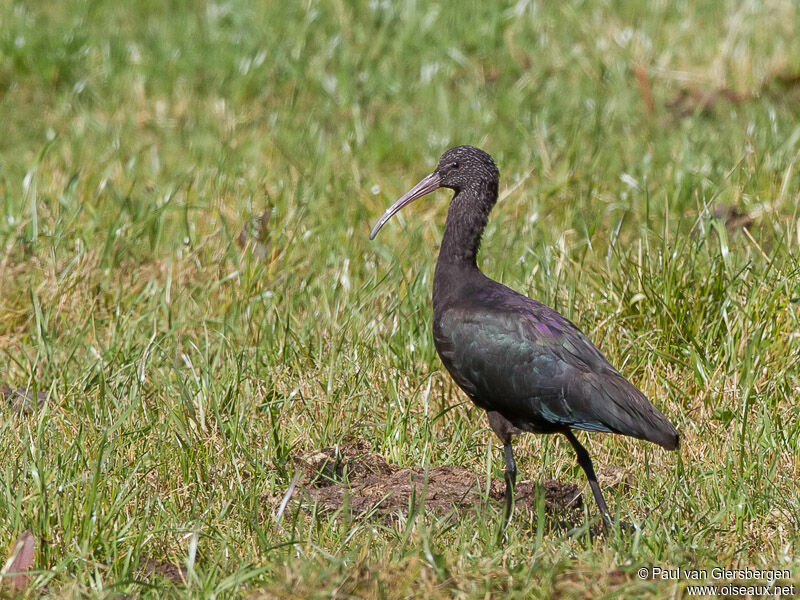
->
634, 64, 654, 116
275, 472, 301, 525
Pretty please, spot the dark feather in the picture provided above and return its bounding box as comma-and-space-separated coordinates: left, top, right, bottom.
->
434, 278, 678, 450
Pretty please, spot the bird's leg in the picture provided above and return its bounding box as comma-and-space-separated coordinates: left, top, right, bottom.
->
487, 411, 519, 524
563, 430, 613, 530
502, 442, 517, 523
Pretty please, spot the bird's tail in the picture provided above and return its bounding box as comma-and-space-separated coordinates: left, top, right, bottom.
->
591, 371, 680, 450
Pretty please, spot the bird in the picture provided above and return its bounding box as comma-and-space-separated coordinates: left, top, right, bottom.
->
369, 145, 679, 528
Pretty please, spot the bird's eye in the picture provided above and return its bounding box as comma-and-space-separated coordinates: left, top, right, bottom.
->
451, 162, 459, 169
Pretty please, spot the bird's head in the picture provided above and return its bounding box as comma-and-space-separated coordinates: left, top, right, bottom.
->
369, 145, 499, 240
435, 145, 499, 192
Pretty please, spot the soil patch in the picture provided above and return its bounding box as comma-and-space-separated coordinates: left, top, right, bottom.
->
289, 442, 583, 521
1, 386, 49, 415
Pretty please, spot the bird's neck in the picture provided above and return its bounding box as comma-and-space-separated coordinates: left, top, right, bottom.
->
438, 181, 496, 267
433, 181, 497, 306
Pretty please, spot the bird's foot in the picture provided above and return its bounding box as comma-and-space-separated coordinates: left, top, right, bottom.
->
565, 515, 636, 540
598, 516, 636, 537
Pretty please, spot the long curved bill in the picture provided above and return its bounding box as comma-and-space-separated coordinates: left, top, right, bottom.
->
369, 171, 442, 239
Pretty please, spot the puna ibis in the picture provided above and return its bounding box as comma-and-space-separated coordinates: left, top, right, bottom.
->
369, 145, 679, 527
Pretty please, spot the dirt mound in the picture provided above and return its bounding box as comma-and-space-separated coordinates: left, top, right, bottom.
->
289, 442, 583, 521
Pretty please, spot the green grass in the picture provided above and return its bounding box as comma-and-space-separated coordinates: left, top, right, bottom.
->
2, 0, 800, 597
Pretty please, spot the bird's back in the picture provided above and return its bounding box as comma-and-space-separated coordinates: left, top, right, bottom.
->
433, 278, 679, 450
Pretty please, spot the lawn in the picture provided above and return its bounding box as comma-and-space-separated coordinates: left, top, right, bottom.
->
1, 0, 800, 597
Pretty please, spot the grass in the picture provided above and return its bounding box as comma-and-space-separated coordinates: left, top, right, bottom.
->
1, 0, 800, 597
